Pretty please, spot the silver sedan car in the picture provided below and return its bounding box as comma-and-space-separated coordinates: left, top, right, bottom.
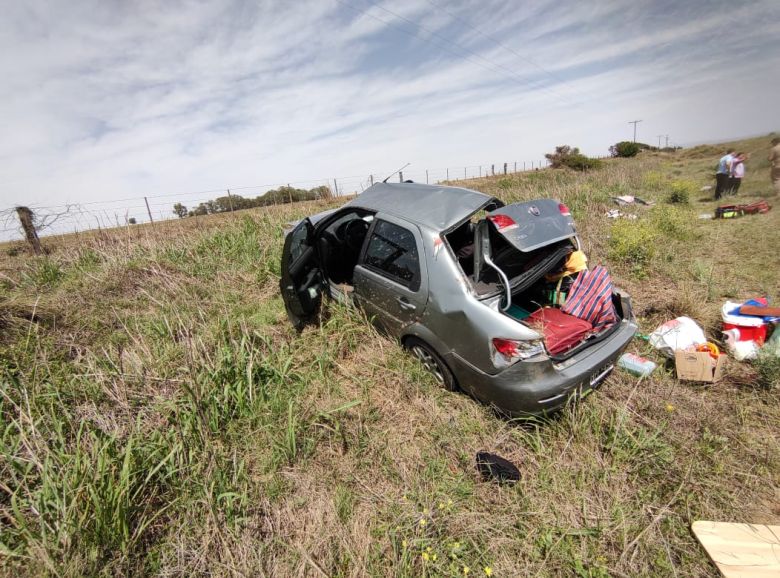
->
280, 182, 637, 416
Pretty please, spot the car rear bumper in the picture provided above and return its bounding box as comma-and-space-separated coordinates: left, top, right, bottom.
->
445, 317, 638, 417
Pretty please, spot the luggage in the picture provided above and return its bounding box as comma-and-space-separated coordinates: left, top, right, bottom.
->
561, 265, 618, 331
528, 307, 592, 355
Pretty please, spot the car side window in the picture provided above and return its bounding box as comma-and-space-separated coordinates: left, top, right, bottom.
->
287, 222, 310, 265
363, 220, 420, 291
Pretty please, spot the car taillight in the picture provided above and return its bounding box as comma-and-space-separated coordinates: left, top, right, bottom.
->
487, 214, 517, 231
558, 203, 571, 217
491, 337, 545, 367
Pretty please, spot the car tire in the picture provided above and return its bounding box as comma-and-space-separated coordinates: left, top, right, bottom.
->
404, 337, 458, 392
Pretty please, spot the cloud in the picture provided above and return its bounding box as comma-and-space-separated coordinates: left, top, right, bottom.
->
0, 0, 778, 236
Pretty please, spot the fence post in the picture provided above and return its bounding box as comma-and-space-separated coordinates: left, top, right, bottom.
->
333, 179, 338, 196
523, 161, 526, 171
426, 170, 429, 184
479, 166, 482, 177
399, 171, 403, 182
446, 168, 449, 180
491, 164, 495, 176
227, 189, 235, 212
15, 206, 42, 255
503, 163, 507, 175
144, 197, 155, 226
514, 162, 517, 173
369, 174, 374, 186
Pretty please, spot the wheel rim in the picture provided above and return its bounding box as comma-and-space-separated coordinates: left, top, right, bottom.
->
411, 345, 445, 384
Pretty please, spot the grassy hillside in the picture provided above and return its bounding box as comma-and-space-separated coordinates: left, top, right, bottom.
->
1, 135, 778, 577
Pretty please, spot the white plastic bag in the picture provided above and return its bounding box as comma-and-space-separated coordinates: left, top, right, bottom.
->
648, 316, 707, 358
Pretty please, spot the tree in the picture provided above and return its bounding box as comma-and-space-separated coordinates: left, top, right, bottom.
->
173, 203, 188, 218
609, 141, 640, 158
545, 145, 602, 171
128, 217, 137, 224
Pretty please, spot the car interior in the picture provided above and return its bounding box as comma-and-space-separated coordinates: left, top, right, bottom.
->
316, 209, 375, 285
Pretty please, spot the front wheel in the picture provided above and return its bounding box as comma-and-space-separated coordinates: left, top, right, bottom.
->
405, 337, 458, 392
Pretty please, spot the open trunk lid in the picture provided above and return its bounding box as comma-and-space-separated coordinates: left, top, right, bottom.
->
486, 199, 575, 252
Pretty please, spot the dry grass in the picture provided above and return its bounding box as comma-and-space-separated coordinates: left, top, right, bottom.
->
0, 135, 778, 577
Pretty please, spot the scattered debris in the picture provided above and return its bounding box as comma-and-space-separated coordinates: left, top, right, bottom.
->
697, 213, 714, 220
721, 298, 777, 360
475, 452, 520, 484
715, 200, 771, 219
675, 346, 725, 382
692, 520, 780, 577
611, 195, 653, 206
605, 209, 638, 219
699, 185, 713, 191
648, 317, 706, 358
617, 352, 657, 377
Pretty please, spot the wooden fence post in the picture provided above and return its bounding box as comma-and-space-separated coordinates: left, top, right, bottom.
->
333, 179, 338, 196
491, 164, 495, 176
426, 170, 429, 184
399, 171, 403, 183
369, 174, 374, 186
144, 197, 155, 226
503, 163, 507, 175
15, 206, 42, 255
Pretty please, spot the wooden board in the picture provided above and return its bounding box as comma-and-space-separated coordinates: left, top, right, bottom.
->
692, 521, 780, 577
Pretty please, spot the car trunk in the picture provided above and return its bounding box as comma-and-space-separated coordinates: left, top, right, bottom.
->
472, 200, 624, 358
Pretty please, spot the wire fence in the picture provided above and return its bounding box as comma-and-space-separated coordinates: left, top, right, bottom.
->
0, 159, 554, 243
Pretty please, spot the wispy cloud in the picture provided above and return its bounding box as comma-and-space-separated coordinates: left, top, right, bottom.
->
0, 0, 778, 222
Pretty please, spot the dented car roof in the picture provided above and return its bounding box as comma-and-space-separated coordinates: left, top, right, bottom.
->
346, 182, 499, 232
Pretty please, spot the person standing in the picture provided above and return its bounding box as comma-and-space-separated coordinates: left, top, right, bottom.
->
729, 153, 746, 195
770, 137, 780, 196
715, 149, 734, 199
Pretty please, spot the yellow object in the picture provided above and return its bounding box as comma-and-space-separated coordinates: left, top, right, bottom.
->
545, 250, 588, 281
695, 342, 720, 360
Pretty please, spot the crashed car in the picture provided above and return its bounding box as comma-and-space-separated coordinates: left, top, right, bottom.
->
280, 182, 637, 416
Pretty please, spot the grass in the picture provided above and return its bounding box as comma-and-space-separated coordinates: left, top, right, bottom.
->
1, 135, 779, 576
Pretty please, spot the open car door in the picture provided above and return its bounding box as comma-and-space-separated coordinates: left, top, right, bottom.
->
280, 218, 323, 330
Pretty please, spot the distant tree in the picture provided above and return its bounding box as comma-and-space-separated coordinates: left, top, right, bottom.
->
128, 217, 137, 224
173, 203, 188, 218
609, 141, 640, 158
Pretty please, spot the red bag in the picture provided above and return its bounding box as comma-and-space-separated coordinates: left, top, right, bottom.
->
528, 307, 592, 355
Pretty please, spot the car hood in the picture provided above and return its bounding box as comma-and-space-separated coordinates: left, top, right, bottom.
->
486, 199, 575, 252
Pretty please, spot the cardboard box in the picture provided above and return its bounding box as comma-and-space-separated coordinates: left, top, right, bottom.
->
674, 350, 726, 382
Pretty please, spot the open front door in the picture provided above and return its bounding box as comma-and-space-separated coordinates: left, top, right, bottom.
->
280, 219, 323, 330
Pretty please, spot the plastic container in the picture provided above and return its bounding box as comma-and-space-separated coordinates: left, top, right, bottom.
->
722, 323, 767, 345
618, 353, 657, 378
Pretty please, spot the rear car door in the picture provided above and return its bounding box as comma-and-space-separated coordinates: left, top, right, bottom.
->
280, 218, 323, 330
353, 217, 428, 336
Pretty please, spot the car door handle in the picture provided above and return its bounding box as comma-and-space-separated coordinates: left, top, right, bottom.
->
396, 297, 416, 311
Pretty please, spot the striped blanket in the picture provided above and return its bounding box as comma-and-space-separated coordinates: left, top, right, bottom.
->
561, 265, 618, 331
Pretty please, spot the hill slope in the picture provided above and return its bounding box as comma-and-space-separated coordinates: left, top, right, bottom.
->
1, 135, 778, 576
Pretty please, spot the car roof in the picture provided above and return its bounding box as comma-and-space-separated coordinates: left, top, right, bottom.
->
345, 182, 498, 232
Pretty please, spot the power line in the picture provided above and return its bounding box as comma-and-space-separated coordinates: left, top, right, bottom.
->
422, 0, 578, 100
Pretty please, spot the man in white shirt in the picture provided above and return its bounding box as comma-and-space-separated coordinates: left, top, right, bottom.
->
715, 149, 734, 199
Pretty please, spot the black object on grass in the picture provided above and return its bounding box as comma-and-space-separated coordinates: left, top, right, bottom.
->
475, 451, 520, 484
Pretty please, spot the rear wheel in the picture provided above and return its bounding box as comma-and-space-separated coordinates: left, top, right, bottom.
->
405, 337, 458, 392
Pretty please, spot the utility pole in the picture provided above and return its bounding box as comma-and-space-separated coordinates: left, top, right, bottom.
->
226, 189, 235, 212
628, 120, 642, 142
665, 135, 670, 148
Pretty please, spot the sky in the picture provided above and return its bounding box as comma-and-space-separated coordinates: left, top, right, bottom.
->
1, 0, 779, 235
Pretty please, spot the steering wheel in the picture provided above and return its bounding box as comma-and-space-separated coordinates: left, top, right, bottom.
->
344, 219, 369, 251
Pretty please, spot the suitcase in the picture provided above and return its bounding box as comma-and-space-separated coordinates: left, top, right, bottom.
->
527, 307, 593, 355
